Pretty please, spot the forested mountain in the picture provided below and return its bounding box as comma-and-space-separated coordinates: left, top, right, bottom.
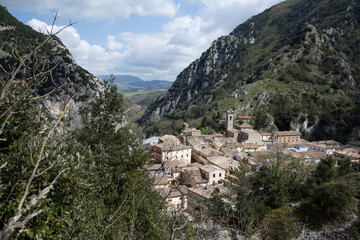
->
142, 0, 360, 142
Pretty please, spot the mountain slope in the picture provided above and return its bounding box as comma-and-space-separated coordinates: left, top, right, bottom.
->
142, 0, 360, 142
0, 6, 102, 126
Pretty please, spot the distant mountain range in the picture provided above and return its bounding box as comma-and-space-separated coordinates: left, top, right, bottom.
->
97, 75, 173, 92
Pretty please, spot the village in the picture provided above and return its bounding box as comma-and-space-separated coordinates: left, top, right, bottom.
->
142, 112, 360, 214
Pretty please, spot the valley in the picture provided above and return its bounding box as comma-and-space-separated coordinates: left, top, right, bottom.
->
1, 0, 360, 239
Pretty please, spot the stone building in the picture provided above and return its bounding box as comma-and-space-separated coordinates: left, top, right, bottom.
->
153, 135, 192, 164
238, 129, 263, 144
199, 165, 226, 185
273, 131, 301, 144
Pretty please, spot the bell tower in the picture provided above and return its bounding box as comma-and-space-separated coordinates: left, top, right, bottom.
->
226, 111, 234, 131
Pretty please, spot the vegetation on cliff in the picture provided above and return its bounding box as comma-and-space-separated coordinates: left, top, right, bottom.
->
142, 0, 360, 142
0, 7, 193, 239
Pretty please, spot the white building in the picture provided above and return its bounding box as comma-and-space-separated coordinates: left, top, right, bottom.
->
199, 165, 226, 185
153, 135, 192, 164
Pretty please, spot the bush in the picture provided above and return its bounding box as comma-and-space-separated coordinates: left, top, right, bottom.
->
310, 181, 354, 223
261, 209, 301, 240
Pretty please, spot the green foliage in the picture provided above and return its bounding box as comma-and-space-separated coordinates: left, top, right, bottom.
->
262, 208, 301, 240
351, 220, 360, 239
0, 78, 178, 239
312, 157, 337, 185
200, 127, 215, 135
338, 159, 353, 177
142, 119, 184, 138
250, 155, 305, 209
207, 153, 360, 236
66, 81, 170, 239
307, 181, 355, 224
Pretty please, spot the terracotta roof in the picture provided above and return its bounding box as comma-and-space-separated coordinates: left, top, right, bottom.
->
238, 116, 252, 119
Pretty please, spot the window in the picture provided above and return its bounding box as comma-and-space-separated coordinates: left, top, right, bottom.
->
219, 173, 222, 177
213, 174, 215, 178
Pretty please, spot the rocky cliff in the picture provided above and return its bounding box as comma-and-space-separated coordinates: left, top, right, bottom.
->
0, 6, 102, 127
142, 0, 360, 142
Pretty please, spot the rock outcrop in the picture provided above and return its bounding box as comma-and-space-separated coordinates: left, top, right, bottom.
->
0, 6, 102, 127
142, 0, 360, 142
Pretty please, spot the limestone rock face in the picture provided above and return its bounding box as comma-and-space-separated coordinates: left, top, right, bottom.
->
144, 21, 256, 120
0, 6, 104, 128
142, 0, 360, 141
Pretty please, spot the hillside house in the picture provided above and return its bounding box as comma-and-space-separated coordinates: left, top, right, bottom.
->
308, 140, 345, 155
333, 150, 360, 163
293, 143, 310, 152
144, 164, 163, 175
157, 186, 188, 210
142, 136, 159, 151
260, 132, 272, 142
199, 165, 226, 185
180, 166, 208, 187
187, 137, 206, 148
238, 129, 263, 144
163, 159, 188, 178
192, 145, 224, 164
153, 175, 169, 189
154, 135, 192, 164
179, 128, 202, 144
302, 150, 327, 163
267, 143, 291, 152
273, 131, 301, 143
207, 155, 239, 174
238, 143, 265, 152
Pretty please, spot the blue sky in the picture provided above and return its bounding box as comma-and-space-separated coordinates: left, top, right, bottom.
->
1, 0, 283, 81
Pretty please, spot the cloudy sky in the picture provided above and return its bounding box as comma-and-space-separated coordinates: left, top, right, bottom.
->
2, 0, 283, 81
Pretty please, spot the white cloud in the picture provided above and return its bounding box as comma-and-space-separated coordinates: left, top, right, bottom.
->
4, 0, 179, 20
199, 0, 283, 34
27, 19, 124, 75
22, 0, 284, 81
106, 35, 123, 51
